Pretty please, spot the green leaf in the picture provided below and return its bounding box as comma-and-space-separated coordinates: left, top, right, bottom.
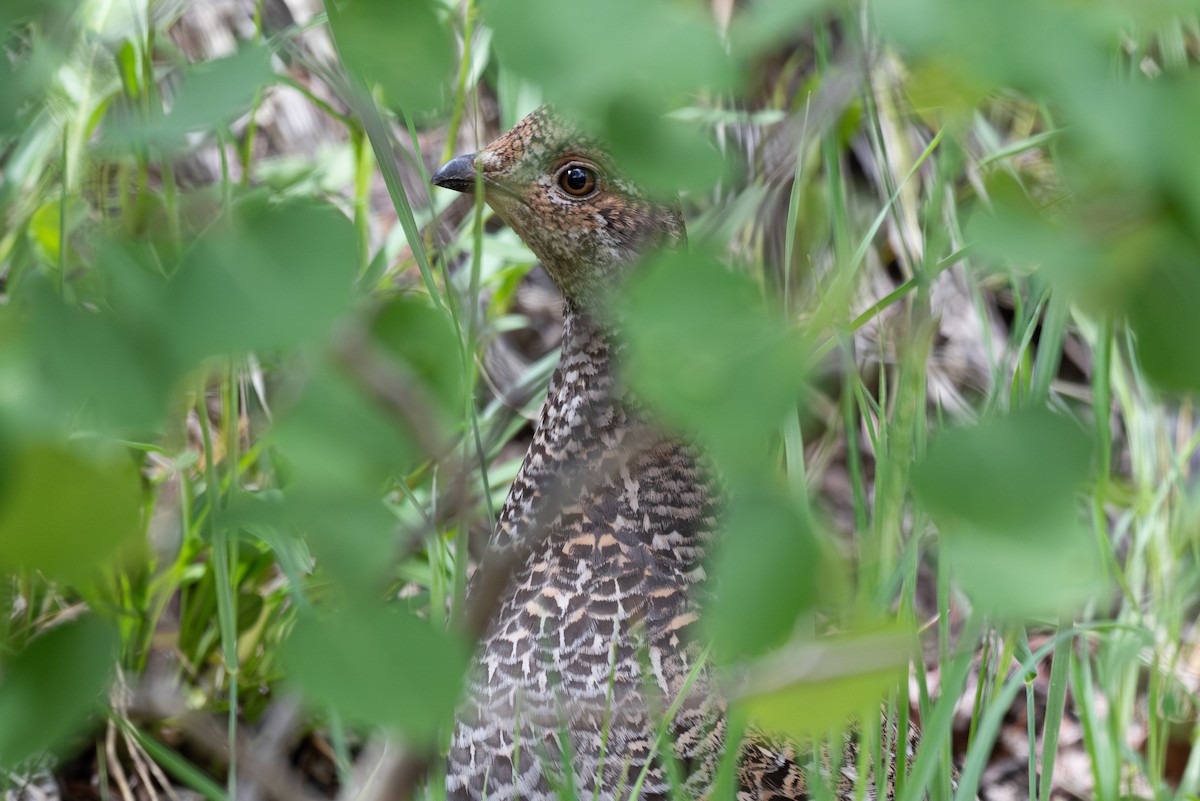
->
169, 194, 359, 360
282, 603, 468, 740
729, 0, 836, 58
0, 1, 70, 136
600, 100, 726, 194
706, 487, 821, 659
938, 515, 1104, 619
912, 409, 1091, 532
737, 629, 911, 739
620, 250, 807, 471
105, 43, 277, 149
1126, 256, 1200, 394
369, 295, 465, 420
485, 0, 734, 192
0, 615, 117, 767
912, 409, 1103, 617
486, 0, 733, 106
26, 264, 177, 431
0, 443, 142, 583
173, 43, 275, 128
269, 366, 420, 493
328, 0, 455, 113
872, 0, 1109, 98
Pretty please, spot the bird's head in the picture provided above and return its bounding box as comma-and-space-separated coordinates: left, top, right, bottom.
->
432, 106, 686, 309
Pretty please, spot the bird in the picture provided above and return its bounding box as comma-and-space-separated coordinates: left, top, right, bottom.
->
431, 106, 936, 801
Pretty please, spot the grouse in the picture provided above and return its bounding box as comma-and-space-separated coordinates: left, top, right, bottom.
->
432, 106, 934, 801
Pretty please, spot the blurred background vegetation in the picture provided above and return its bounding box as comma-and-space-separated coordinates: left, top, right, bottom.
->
2, 0, 1200, 799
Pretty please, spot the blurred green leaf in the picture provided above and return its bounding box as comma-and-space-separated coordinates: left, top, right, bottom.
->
706, 487, 821, 659
27, 195, 358, 431
1126, 257, 1200, 394
270, 366, 419, 493
105, 43, 276, 149
169, 194, 359, 360
602, 101, 726, 194
283, 602, 468, 740
737, 629, 910, 738
872, 0, 1110, 99
0, 443, 142, 583
487, 0, 733, 104
877, 0, 1200, 240
172, 43, 275, 129
0, 0, 45, 32
940, 516, 1104, 619
328, 0, 454, 113
729, 0, 835, 58
369, 295, 465, 421
912, 409, 1091, 531
26, 256, 176, 430
913, 409, 1102, 617
969, 174, 1200, 395
0, 0, 71, 136
0, 615, 117, 768
485, 0, 733, 192
620, 250, 806, 469
225, 477, 400, 593
1068, 79, 1200, 233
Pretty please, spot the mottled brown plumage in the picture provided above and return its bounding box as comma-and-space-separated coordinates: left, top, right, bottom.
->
432, 107, 931, 801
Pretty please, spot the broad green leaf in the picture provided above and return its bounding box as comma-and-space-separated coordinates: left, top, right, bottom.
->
328, 0, 454, 113
282, 603, 468, 740
105, 43, 277, 149
269, 367, 420, 493
0, 615, 117, 768
912, 409, 1102, 617
369, 295, 465, 422
0, 0, 46, 32
485, 0, 733, 192
486, 0, 733, 106
873, 0, 1110, 99
168, 194, 358, 360
737, 629, 911, 739
172, 43, 275, 128
0, 443, 141, 583
26, 269, 176, 431
939, 516, 1104, 619
1126, 252, 1200, 394
911, 409, 1091, 532
729, 0, 837, 58
260, 297, 461, 588
236, 487, 398, 593
620, 250, 807, 471
706, 487, 822, 659
599, 100, 726, 194
0, 1, 70, 135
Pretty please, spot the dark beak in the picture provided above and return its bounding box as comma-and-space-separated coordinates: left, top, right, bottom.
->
431, 154, 478, 193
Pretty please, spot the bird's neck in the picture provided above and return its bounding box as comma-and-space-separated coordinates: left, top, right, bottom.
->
525, 300, 628, 470
490, 301, 717, 563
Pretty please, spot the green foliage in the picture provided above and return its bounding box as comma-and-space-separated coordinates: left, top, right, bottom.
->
0, 444, 141, 584
328, 0, 456, 113
486, 0, 731, 192
1, 0, 1200, 797
106, 43, 278, 150
738, 630, 911, 739
170, 195, 359, 358
283, 601, 468, 740
0, 615, 116, 768
912, 410, 1103, 617
704, 484, 822, 659
621, 250, 807, 469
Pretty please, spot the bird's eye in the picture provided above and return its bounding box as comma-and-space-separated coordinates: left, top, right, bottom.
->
557, 165, 597, 197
